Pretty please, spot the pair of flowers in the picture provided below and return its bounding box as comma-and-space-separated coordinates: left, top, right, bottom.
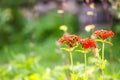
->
58, 29, 114, 49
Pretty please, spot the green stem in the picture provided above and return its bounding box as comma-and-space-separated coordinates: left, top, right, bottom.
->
84, 53, 86, 73
70, 50, 74, 74
84, 53, 87, 80
101, 41, 105, 80
102, 42, 105, 62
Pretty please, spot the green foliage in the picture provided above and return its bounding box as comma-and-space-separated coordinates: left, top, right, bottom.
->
112, 9, 120, 34
0, 0, 36, 8
0, 8, 79, 47
0, 0, 25, 7
24, 11, 79, 42
0, 8, 26, 47
0, 54, 120, 80
113, 23, 120, 34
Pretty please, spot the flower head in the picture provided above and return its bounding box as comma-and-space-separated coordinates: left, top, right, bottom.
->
58, 34, 81, 48
94, 29, 114, 39
59, 25, 68, 32
85, 24, 95, 32
79, 38, 96, 49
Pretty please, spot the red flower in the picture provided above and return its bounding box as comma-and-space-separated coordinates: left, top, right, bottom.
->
94, 29, 114, 39
58, 34, 81, 48
79, 38, 96, 49
58, 37, 64, 43
107, 31, 114, 37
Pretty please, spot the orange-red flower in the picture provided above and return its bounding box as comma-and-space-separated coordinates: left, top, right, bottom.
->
94, 29, 114, 39
79, 38, 96, 49
58, 34, 81, 48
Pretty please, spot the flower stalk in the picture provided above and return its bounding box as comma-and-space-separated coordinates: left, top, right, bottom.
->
101, 41, 105, 80
70, 50, 74, 74
94, 29, 114, 80
84, 52, 88, 80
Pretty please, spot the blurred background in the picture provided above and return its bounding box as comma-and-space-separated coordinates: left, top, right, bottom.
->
0, 0, 120, 80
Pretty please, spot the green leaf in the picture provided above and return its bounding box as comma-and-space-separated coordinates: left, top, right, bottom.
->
61, 48, 70, 52
104, 41, 113, 45
84, 73, 88, 80
100, 60, 107, 70
71, 46, 78, 51
76, 50, 85, 53
76, 49, 90, 54
96, 39, 113, 45
95, 49, 101, 59
71, 73, 78, 80
61, 46, 77, 52
95, 39, 103, 43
